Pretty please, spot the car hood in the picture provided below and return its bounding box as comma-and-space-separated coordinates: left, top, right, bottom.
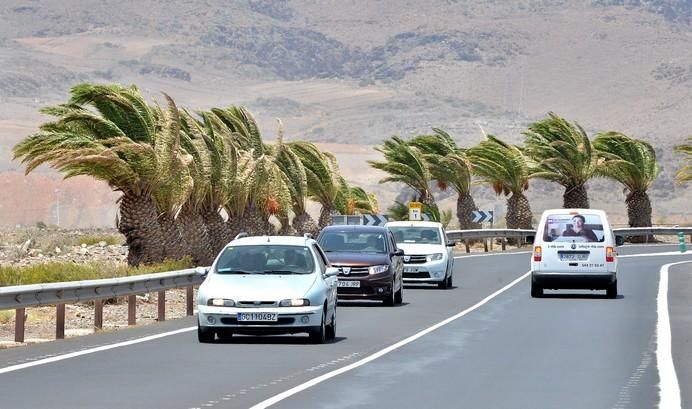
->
396, 243, 446, 255
323, 252, 390, 266
203, 273, 317, 300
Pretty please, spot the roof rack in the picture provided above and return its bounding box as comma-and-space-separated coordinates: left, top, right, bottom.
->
234, 232, 249, 240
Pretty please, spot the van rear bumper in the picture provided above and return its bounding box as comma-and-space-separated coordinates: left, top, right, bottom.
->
532, 271, 616, 290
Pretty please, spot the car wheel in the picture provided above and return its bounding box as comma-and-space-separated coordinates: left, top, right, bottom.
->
198, 324, 215, 343
394, 283, 403, 305
326, 308, 336, 341
447, 273, 453, 288
383, 280, 396, 306
309, 310, 327, 344
530, 282, 543, 298
606, 280, 618, 299
438, 273, 450, 289
217, 330, 233, 342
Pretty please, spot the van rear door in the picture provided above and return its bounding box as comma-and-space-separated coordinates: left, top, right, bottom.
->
539, 213, 609, 273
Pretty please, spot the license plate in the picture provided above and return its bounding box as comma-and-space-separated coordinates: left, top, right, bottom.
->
404, 267, 418, 273
237, 312, 278, 322
338, 280, 360, 288
560, 253, 588, 261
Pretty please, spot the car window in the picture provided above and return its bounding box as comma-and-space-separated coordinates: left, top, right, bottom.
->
319, 231, 387, 253
215, 245, 315, 274
542, 213, 605, 242
388, 226, 442, 244
312, 244, 328, 270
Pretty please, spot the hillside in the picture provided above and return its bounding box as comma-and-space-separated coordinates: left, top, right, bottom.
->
0, 0, 690, 227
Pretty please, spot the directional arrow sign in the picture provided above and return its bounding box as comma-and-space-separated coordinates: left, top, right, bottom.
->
363, 214, 388, 226
472, 210, 493, 223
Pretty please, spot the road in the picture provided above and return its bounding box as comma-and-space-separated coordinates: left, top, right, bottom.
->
0, 245, 690, 409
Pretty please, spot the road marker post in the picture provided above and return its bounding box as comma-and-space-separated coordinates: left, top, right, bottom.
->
678, 231, 687, 253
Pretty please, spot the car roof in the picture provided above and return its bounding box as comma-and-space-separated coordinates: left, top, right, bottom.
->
319, 225, 388, 233
385, 221, 443, 228
541, 208, 609, 217
225, 235, 316, 247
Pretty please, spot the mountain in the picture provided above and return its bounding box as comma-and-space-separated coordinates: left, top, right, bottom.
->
0, 0, 690, 227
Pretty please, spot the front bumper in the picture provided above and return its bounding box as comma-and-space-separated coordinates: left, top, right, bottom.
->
336, 273, 394, 300
402, 259, 448, 283
531, 271, 616, 290
197, 305, 323, 335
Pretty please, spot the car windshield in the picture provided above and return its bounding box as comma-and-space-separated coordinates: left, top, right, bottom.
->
389, 226, 442, 245
214, 245, 315, 274
319, 231, 387, 253
543, 213, 605, 243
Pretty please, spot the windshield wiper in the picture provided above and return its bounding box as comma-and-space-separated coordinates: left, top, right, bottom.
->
216, 269, 251, 274
263, 270, 303, 274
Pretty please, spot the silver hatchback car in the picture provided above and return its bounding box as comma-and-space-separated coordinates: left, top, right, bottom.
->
196, 234, 338, 343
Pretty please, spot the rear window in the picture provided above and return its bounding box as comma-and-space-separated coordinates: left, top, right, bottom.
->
388, 226, 442, 245
543, 213, 605, 242
319, 231, 387, 253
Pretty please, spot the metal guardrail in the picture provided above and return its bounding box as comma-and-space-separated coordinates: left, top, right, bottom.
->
0, 269, 205, 343
613, 227, 692, 236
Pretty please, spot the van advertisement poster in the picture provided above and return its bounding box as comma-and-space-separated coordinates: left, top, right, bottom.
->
544, 213, 604, 242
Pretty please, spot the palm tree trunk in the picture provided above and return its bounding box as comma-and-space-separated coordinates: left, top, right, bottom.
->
202, 206, 231, 256
178, 204, 213, 265
158, 213, 186, 262
506, 192, 533, 229
456, 192, 481, 230
319, 205, 338, 229
563, 184, 590, 209
118, 192, 165, 266
242, 204, 272, 236
626, 190, 653, 243
293, 211, 320, 237
278, 214, 298, 236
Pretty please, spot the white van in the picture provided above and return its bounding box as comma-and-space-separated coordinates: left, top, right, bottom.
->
529, 209, 624, 298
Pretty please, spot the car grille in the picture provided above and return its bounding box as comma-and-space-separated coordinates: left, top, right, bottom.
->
404, 255, 428, 264
220, 317, 295, 325
336, 266, 370, 277
404, 271, 431, 279
235, 301, 278, 308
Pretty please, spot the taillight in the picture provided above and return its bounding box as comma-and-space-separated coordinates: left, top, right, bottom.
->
533, 246, 542, 262
606, 247, 615, 262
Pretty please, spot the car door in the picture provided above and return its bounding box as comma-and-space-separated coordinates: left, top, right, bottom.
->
442, 226, 454, 275
387, 231, 403, 288
313, 244, 337, 309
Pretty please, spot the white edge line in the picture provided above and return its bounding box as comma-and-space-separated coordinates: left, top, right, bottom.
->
454, 251, 531, 259
249, 270, 532, 409
0, 327, 195, 375
657, 261, 690, 409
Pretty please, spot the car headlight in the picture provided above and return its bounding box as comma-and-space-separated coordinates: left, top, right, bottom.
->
207, 298, 235, 307
369, 265, 389, 274
428, 253, 444, 261
279, 298, 310, 307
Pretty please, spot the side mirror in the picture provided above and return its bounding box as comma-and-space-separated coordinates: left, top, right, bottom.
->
393, 249, 404, 256
195, 266, 210, 278
525, 235, 535, 245
446, 240, 456, 247
615, 235, 625, 247
325, 267, 339, 277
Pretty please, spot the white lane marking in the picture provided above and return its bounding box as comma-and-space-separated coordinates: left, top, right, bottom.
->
454, 251, 531, 259
657, 261, 690, 409
0, 327, 195, 375
249, 270, 532, 409
620, 251, 691, 258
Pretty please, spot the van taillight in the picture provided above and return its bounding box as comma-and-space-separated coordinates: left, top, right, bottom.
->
606, 247, 615, 262
533, 246, 542, 262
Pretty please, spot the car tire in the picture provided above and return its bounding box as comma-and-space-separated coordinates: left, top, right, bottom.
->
394, 283, 403, 305
447, 273, 453, 288
198, 324, 215, 343
217, 330, 233, 342
606, 280, 617, 299
438, 273, 450, 289
383, 280, 396, 306
326, 308, 336, 341
530, 282, 543, 298
309, 310, 327, 344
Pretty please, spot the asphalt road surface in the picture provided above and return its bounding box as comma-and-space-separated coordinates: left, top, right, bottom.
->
0, 245, 690, 409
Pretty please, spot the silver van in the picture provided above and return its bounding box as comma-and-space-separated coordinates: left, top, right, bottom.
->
529, 209, 624, 298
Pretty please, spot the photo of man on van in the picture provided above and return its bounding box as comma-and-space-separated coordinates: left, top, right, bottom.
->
561, 214, 598, 242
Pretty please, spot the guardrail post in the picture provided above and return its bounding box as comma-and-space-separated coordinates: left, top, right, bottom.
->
15, 307, 25, 343
483, 239, 488, 252
464, 239, 470, 253
94, 300, 103, 330
56, 303, 65, 339
501, 238, 507, 251
158, 290, 166, 322
128, 295, 137, 325
186, 286, 194, 316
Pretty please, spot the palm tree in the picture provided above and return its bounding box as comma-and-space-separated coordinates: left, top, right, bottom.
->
466, 135, 532, 229
289, 141, 343, 228
523, 112, 598, 208
674, 138, 691, 184
368, 136, 435, 207
593, 132, 659, 230
409, 128, 479, 229
335, 183, 379, 216
13, 83, 174, 266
